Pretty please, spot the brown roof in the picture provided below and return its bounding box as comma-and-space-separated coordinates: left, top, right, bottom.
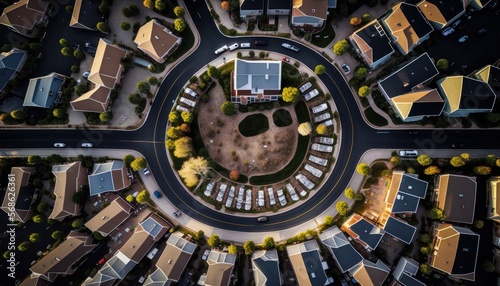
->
1, 166, 35, 223
436, 174, 477, 224
50, 162, 87, 221
84, 196, 132, 236
88, 38, 128, 89
417, 1, 447, 27
383, 3, 422, 54
134, 19, 182, 63
206, 251, 236, 286
292, 0, 328, 20
18, 276, 50, 286
488, 176, 500, 222
153, 232, 196, 282
0, 0, 48, 35
30, 231, 97, 281
351, 260, 390, 286
70, 84, 111, 113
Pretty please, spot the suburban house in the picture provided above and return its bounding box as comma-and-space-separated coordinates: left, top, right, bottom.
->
469, 0, 492, 10
88, 161, 131, 196
49, 162, 88, 221
252, 249, 282, 286
381, 2, 434, 55
437, 76, 497, 117
144, 232, 197, 285
377, 53, 443, 122
23, 72, 65, 108
1, 167, 36, 223
18, 276, 50, 286
392, 257, 426, 286
384, 171, 428, 214
488, 176, 500, 223
70, 0, 102, 30
84, 196, 133, 237
286, 240, 329, 286
87, 38, 128, 89
30, 231, 97, 282
267, 0, 291, 15
472, 64, 500, 95
348, 20, 395, 70
434, 174, 477, 224
205, 250, 237, 286
350, 259, 390, 286
84, 214, 170, 285
134, 19, 183, 64
70, 85, 112, 113
239, 0, 264, 20
0, 0, 49, 37
290, 0, 328, 30
0, 48, 27, 96
381, 216, 417, 245
232, 59, 282, 105
319, 226, 363, 273
342, 213, 384, 251
429, 223, 479, 281
417, 0, 468, 30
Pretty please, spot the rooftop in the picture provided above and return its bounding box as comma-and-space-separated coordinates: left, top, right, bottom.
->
383, 216, 417, 244
436, 174, 477, 224
350, 20, 394, 67
23, 73, 65, 108
318, 226, 363, 273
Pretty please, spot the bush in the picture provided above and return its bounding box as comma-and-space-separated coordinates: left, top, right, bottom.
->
120, 21, 131, 31
71, 65, 80, 73
73, 49, 85, 60
96, 22, 110, 33
147, 76, 159, 85
52, 230, 64, 240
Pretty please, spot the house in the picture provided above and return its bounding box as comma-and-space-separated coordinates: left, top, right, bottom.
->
286, 240, 328, 286
417, 0, 468, 30
84, 214, 170, 285
18, 276, 50, 286
70, 0, 102, 30
84, 196, 133, 237
134, 19, 183, 64
144, 232, 197, 285
290, 0, 328, 30
469, 0, 492, 10
0, 0, 49, 37
23, 72, 65, 108
437, 76, 497, 117
30, 231, 97, 282
267, 0, 291, 15
392, 257, 426, 286
472, 65, 500, 95
0, 48, 27, 95
88, 161, 131, 196
232, 59, 282, 105
384, 171, 428, 214
87, 38, 128, 89
382, 216, 417, 244
342, 213, 384, 250
239, 0, 264, 20
252, 249, 282, 286
348, 20, 395, 70
488, 176, 500, 223
429, 223, 479, 281
49, 162, 88, 221
350, 259, 390, 286
434, 174, 476, 224
381, 2, 434, 55
205, 250, 236, 286
1, 167, 36, 223
318, 226, 363, 273
377, 53, 443, 122
70, 85, 112, 113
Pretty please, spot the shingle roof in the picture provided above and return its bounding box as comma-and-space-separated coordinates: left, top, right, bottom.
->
438, 76, 497, 115
88, 161, 130, 196
383, 216, 416, 244
350, 20, 394, 67
268, 0, 291, 10
392, 257, 426, 286
435, 174, 477, 224
70, 0, 102, 30
84, 196, 133, 236
88, 38, 128, 89
0, 48, 27, 91
391, 89, 445, 120
23, 72, 65, 108
418, 0, 466, 28
343, 214, 384, 250
206, 251, 236, 286
1, 166, 36, 223
240, 0, 264, 10
234, 59, 281, 92
50, 162, 87, 221
318, 226, 363, 273
134, 20, 182, 64
350, 259, 390, 286
0, 0, 48, 35
70, 85, 111, 113
287, 240, 328, 286
252, 249, 282, 286
292, 0, 328, 24
473, 65, 500, 93
385, 171, 428, 213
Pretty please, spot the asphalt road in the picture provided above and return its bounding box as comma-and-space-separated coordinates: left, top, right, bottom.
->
1, 1, 500, 233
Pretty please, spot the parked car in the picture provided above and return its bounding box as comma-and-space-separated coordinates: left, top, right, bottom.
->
281, 43, 300, 52
228, 43, 239, 51
398, 150, 418, 157
202, 249, 211, 260
143, 168, 150, 175
54, 143, 66, 148
282, 57, 290, 62
81, 143, 93, 147
147, 248, 159, 260
441, 27, 455, 36
82, 71, 90, 77
173, 210, 182, 217
299, 82, 312, 93
458, 35, 469, 42
84, 42, 96, 56
214, 45, 228, 54
477, 28, 487, 35
153, 190, 162, 198
98, 258, 106, 265
240, 43, 251, 48
138, 276, 145, 283
341, 64, 350, 74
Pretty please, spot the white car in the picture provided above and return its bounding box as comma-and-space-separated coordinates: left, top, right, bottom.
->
184, 87, 198, 98
82, 71, 90, 77
214, 45, 228, 54
81, 142, 93, 147
398, 150, 418, 157
441, 27, 455, 36
281, 43, 300, 52
299, 82, 312, 93
54, 143, 66, 148
228, 43, 239, 51
202, 249, 210, 261
240, 43, 251, 48
143, 168, 150, 175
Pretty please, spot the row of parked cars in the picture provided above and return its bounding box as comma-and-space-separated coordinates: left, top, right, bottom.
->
214, 41, 300, 54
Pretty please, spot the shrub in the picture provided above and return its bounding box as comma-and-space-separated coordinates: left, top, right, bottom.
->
120, 21, 131, 30
71, 65, 80, 73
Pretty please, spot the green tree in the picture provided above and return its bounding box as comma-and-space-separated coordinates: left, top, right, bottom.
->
11, 109, 26, 120
419, 234, 430, 244
3, 250, 11, 259
473, 166, 491, 175
474, 220, 484, 229
124, 154, 135, 165
174, 18, 186, 32
420, 246, 431, 255
181, 111, 193, 123
144, 0, 154, 9
76, 84, 88, 95
74, 49, 85, 60
99, 3, 110, 14
168, 110, 181, 124
29, 42, 42, 52
358, 86, 370, 97
333, 39, 349, 55
316, 124, 328, 135
71, 65, 80, 73
336, 201, 349, 216
29, 232, 41, 242
354, 67, 368, 80
262, 237, 275, 249
18, 241, 32, 251
249, 50, 255, 57
361, 13, 372, 23
59, 38, 69, 47
96, 22, 110, 33
207, 65, 220, 79
314, 64, 326, 75
37, 202, 48, 213
167, 126, 183, 139
355, 193, 364, 201
449, 156, 465, 167
128, 93, 142, 104
72, 191, 87, 204
32, 213, 46, 223
482, 260, 495, 273
196, 230, 205, 241
147, 76, 159, 85
390, 156, 401, 166
136, 190, 150, 204
356, 163, 371, 175
436, 58, 448, 70
53, 108, 66, 118
155, 0, 166, 11
258, 51, 265, 58
93, 231, 105, 241
130, 157, 147, 171
220, 101, 236, 115
417, 154, 432, 166
99, 111, 112, 123
281, 87, 300, 102
460, 153, 470, 161
419, 263, 432, 275
28, 155, 42, 165
136, 81, 150, 93
427, 207, 444, 220
71, 218, 85, 228
52, 230, 64, 240
126, 194, 135, 203
207, 234, 220, 247
344, 188, 356, 199
66, 6, 73, 13
174, 6, 185, 17
120, 21, 131, 30
485, 154, 496, 165
174, 137, 194, 158
61, 47, 73, 56
228, 244, 238, 254
243, 240, 255, 255
324, 215, 334, 226
424, 165, 441, 175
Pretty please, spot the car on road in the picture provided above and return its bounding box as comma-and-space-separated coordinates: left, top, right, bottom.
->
477, 28, 487, 35
441, 27, 455, 36
228, 43, 239, 51
202, 249, 210, 260
240, 43, 251, 48
458, 35, 469, 42
54, 143, 66, 148
398, 150, 418, 157
257, 216, 268, 222
81, 143, 93, 147
341, 64, 350, 74
254, 40, 268, 46
173, 210, 182, 217
299, 82, 312, 93
282, 57, 290, 62
214, 45, 228, 54
281, 43, 300, 52
153, 190, 162, 198
143, 168, 150, 175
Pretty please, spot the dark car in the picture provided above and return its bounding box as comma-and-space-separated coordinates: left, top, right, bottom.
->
153, 190, 162, 198
254, 40, 268, 46
85, 42, 96, 56
257, 216, 268, 222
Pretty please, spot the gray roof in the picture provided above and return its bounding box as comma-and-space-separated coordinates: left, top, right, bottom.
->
88, 161, 125, 196
234, 59, 281, 92
252, 250, 281, 286
392, 174, 428, 213
140, 216, 167, 238
268, 0, 291, 9
240, 0, 263, 10
349, 217, 384, 249
319, 226, 363, 273
383, 216, 416, 244
102, 253, 135, 279
0, 48, 26, 90
23, 73, 65, 108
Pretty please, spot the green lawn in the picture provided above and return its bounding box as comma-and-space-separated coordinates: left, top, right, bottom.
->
272, 109, 292, 127
364, 107, 388, 127
238, 114, 269, 137
311, 19, 335, 48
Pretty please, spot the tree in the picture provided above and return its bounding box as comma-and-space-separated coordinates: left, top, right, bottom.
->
297, 122, 312, 136
361, 13, 372, 23
207, 234, 220, 247
417, 154, 432, 166
220, 101, 236, 115
28, 155, 42, 165
11, 109, 26, 120
316, 124, 328, 135
120, 21, 131, 30
129, 93, 142, 104
99, 111, 112, 123
356, 163, 371, 175
419, 234, 431, 244
72, 191, 87, 204
420, 246, 431, 255
147, 76, 159, 85
32, 213, 46, 223
355, 193, 364, 201
243, 240, 255, 255
136, 81, 150, 93
473, 166, 491, 175
3, 250, 11, 259
126, 194, 135, 203
324, 215, 334, 226
228, 244, 238, 254
436, 58, 448, 70
344, 188, 356, 199
18, 241, 31, 251
71, 65, 80, 73
96, 22, 110, 33
51, 230, 64, 240
460, 153, 470, 160
424, 165, 441, 175
174, 6, 185, 17
52, 108, 66, 119
61, 46, 73, 56
167, 126, 183, 139
174, 137, 194, 158
485, 154, 496, 165
130, 157, 147, 171
195, 230, 205, 241
93, 231, 105, 241
178, 157, 210, 187
281, 87, 300, 102
59, 38, 69, 47
336, 201, 349, 216
143, 0, 154, 9
181, 111, 193, 123
207, 65, 220, 79
168, 110, 181, 124
419, 263, 432, 275
221, 1, 230, 10
354, 67, 368, 80
124, 154, 135, 165
229, 170, 240, 180
71, 218, 85, 228
249, 50, 255, 57
29, 232, 41, 242
314, 64, 326, 75
258, 51, 265, 58
136, 190, 150, 204
66, 6, 73, 13
350, 17, 362, 26
37, 202, 48, 213
427, 207, 445, 220
174, 18, 186, 33
155, 0, 166, 11
474, 220, 484, 229
390, 156, 401, 166
358, 86, 370, 97
482, 260, 495, 273
98, 3, 110, 14
262, 237, 275, 249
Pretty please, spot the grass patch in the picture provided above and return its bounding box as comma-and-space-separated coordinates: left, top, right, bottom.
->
272, 109, 292, 127
311, 22, 335, 48
238, 114, 269, 137
364, 106, 388, 126
168, 25, 195, 63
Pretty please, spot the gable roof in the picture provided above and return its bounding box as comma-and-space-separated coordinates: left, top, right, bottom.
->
382, 2, 433, 54
473, 65, 500, 95
350, 259, 390, 286
30, 231, 97, 282
234, 59, 282, 93
436, 174, 477, 224
134, 19, 182, 64
350, 20, 394, 68
252, 249, 282, 286
70, 0, 102, 30
206, 250, 236, 286
286, 240, 328, 286
1, 166, 36, 223
268, 0, 291, 10
88, 161, 131, 196
390, 89, 445, 120
0, 48, 27, 91
392, 257, 426, 286
70, 85, 111, 113
342, 214, 384, 250
430, 223, 479, 281
383, 216, 417, 244
0, 0, 48, 35
50, 162, 87, 221
88, 38, 128, 89
84, 196, 133, 237
319, 226, 363, 273
240, 0, 264, 10
23, 72, 65, 108
385, 171, 428, 213
418, 0, 467, 29
292, 0, 328, 24
437, 76, 497, 116
487, 176, 500, 223
18, 276, 50, 286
